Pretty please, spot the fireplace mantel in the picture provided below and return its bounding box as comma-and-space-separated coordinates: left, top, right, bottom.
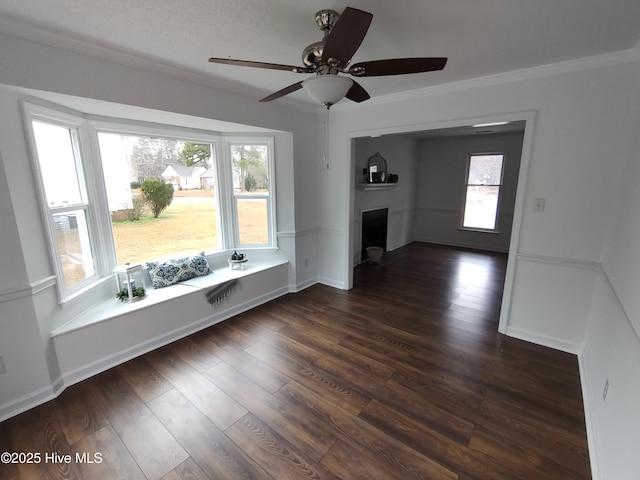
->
357, 183, 398, 191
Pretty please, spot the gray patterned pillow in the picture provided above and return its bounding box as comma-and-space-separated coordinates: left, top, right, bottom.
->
146, 252, 211, 288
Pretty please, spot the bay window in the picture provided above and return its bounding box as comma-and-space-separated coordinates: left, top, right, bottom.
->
23, 102, 276, 303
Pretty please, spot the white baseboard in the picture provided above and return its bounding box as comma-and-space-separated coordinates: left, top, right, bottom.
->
414, 236, 509, 253
0, 375, 63, 422
317, 276, 346, 290
578, 353, 603, 480
505, 325, 582, 354
0, 285, 288, 422
60, 285, 289, 388
290, 277, 318, 293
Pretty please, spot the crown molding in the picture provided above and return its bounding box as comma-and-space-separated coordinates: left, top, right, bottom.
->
335, 46, 640, 111
0, 18, 318, 114
2, 13, 638, 115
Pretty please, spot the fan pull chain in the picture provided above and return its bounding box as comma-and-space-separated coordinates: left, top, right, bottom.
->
324, 107, 329, 169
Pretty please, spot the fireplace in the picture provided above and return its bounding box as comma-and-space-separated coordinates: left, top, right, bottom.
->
361, 208, 388, 262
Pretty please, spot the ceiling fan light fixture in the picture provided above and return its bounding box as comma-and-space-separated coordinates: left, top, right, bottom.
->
302, 75, 353, 108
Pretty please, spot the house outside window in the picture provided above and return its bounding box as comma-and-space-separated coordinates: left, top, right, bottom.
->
23, 102, 276, 302
461, 153, 505, 231
96, 131, 222, 264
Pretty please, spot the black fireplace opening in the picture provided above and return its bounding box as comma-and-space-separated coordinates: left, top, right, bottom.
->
361, 208, 388, 262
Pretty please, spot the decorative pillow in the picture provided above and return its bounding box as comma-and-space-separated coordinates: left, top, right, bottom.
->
146, 252, 212, 288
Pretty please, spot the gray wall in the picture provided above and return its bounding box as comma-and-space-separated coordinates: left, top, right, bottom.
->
353, 131, 524, 262
353, 135, 419, 263
415, 132, 524, 252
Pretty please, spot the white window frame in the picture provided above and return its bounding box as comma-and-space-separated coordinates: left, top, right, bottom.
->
460, 152, 505, 232
90, 120, 226, 255
22, 103, 110, 301
223, 137, 277, 248
23, 101, 278, 303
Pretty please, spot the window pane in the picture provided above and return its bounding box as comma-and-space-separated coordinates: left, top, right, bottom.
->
237, 198, 269, 245
32, 121, 83, 206
468, 154, 503, 185
230, 143, 270, 246
98, 133, 219, 263
463, 186, 499, 229
231, 145, 269, 193
53, 210, 95, 287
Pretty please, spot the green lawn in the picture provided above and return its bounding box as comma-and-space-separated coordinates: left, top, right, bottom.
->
112, 191, 267, 264
112, 195, 219, 264
58, 191, 268, 285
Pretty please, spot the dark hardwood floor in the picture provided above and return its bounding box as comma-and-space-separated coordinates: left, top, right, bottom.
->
0, 242, 591, 479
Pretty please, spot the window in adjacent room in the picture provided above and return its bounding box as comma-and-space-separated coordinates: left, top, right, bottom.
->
461, 153, 505, 231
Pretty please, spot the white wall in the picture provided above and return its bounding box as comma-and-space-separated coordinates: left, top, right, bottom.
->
318, 52, 640, 478
2, 28, 640, 477
416, 132, 524, 252
322, 54, 636, 313
579, 59, 640, 479
0, 32, 320, 419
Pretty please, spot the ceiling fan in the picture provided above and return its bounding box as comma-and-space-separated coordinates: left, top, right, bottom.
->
209, 7, 447, 108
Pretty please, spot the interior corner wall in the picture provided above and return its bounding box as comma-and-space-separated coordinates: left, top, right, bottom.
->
415, 132, 524, 252
0, 151, 54, 417
581, 271, 640, 480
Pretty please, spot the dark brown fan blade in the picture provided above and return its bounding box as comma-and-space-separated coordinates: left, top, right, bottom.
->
349, 58, 447, 77
322, 7, 373, 66
209, 57, 310, 73
346, 81, 370, 103
259, 81, 304, 102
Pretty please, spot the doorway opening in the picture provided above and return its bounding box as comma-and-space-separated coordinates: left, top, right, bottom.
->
348, 113, 536, 334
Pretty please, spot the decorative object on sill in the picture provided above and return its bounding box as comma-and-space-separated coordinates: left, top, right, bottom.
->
388, 174, 399, 183
367, 152, 388, 183
113, 263, 147, 302
204, 279, 239, 306
228, 251, 248, 270
146, 251, 212, 288
116, 286, 146, 302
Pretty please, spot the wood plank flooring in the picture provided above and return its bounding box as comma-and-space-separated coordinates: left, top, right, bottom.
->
0, 242, 591, 479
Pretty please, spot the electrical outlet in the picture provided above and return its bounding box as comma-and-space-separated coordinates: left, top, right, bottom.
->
534, 198, 546, 213
602, 378, 609, 401
0, 355, 6, 375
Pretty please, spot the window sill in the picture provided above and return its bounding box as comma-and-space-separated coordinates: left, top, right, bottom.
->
50, 257, 287, 338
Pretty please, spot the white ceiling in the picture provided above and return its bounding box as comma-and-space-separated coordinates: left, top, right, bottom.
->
1, 0, 639, 108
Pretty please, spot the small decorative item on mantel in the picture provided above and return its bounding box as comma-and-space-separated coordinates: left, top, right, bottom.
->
228, 251, 248, 270
114, 263, 146, 302
366, 152, 399, 184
